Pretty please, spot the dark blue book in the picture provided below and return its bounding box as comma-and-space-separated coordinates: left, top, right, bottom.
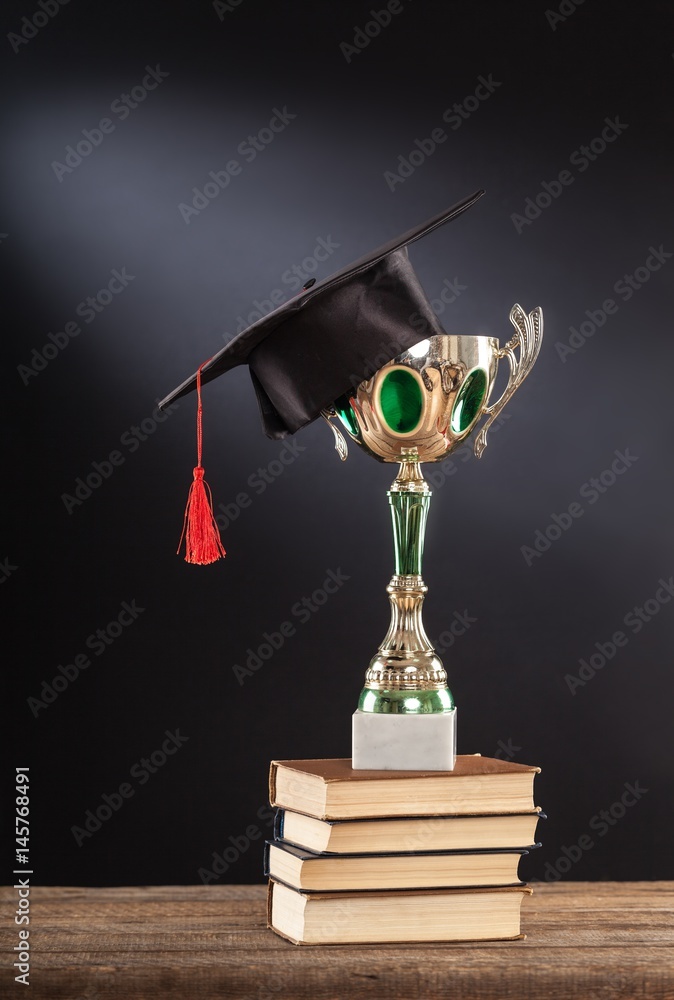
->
264, 839, 530, 892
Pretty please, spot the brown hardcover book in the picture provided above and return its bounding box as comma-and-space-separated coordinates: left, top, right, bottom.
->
267, 879, 533, 945
265, 840, 527, 891
275, 808, 544, 854
269, 755, 540, 820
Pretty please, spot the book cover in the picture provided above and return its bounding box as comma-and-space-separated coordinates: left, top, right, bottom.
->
264, 839, 528, 892
267, 879, 533, 945
269, 755, 541, 820
274, 807, 545, 854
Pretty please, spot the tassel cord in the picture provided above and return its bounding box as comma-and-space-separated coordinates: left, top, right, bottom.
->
176, 361, 226, 564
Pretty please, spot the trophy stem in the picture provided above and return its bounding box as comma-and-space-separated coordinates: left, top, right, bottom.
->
389, 459, 430, 576
358, 455, 454, 715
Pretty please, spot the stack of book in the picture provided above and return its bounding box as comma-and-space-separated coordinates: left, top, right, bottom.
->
266, 754, 542, 945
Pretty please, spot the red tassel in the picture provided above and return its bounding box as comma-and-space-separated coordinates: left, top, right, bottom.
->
177, 363, 226, 565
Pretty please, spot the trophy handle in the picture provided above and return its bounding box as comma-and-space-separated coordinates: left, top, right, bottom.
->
321, 408, 349, 461
473, 303, 544, 458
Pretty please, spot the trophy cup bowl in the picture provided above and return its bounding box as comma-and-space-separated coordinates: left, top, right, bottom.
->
322, 304, 544, 769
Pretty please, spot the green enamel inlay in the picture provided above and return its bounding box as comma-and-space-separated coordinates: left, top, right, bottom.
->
451, 368, 487, 434
334, 394, 359, 437
358, 686, 455, 714
389, 491, 430, 576
379, 369, 423, 434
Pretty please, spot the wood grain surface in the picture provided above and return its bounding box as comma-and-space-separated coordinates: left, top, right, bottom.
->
2, 882, 673, 999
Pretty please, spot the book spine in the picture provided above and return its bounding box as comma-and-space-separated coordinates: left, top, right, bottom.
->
263, 841, 271, 878
268, 761, 279, 806
273, 809, 284, 841
266, 879, 274, 930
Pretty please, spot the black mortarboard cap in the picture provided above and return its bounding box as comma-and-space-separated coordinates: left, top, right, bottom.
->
159, 189, 484, 439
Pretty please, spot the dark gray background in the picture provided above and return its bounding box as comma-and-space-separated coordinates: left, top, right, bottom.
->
4, 0, 673, 886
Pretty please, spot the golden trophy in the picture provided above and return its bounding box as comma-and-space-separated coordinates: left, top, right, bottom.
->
321, 305, 544, 768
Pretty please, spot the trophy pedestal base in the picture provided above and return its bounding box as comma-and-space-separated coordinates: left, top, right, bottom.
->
352, 708, 456, 771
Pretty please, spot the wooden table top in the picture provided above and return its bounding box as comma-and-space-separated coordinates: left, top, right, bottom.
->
2, 882, 673, 999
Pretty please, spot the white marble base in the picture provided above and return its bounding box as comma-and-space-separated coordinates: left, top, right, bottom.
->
352, 709, 456, 771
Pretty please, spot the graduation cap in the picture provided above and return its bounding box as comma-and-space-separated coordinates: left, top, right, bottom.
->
161, 188, 484, 565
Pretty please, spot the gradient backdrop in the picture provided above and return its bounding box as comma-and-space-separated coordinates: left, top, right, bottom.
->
4, 0, 674, 886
